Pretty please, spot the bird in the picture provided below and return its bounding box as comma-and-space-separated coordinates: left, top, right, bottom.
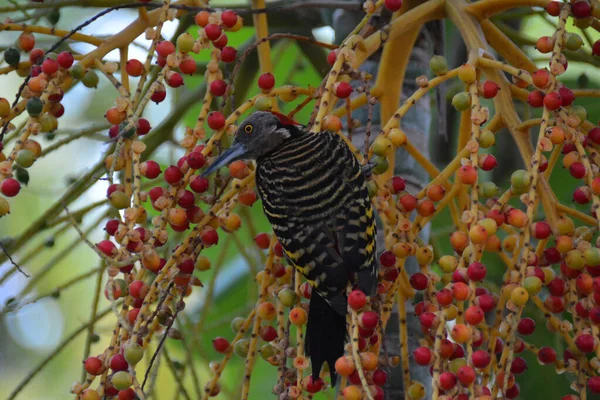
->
202, 110, 377, 386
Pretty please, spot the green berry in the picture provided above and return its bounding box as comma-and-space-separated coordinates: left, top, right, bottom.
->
70, 64, 86, 79
429, 55, 448, 76
176, 32, 195, 53
372, 136, 393, 157
585, 247, 600, 266
479, 181, 499, 198
277, 288, 296, 307
4, 47, 20, 67
111, 371, 133, 390
565, 33, 583, 51
47, 7, 60, 25
259, 344, 276, 360
367, 180, 377, 198
510, 169, 531, 189
233, 338, 250, 358
26, 97, 43, 117
452, 92, 471, 112
124, 342, 144, 365
479, 129, 495, 148
372, 156, 389, 175
230, 316, 245, 333
254, 95, 272, 111
82, 70, 99, 88
39, 114, 57, 132
109, 191, 130, 209
16, 149, 36, 168
572, 105, 587, 124
523, 276, 542, 295
14, 166, 29, 185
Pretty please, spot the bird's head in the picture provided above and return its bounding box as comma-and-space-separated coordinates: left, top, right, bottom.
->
202, 111, 302, 176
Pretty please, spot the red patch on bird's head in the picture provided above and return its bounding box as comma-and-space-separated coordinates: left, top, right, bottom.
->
269, 111, 298, 126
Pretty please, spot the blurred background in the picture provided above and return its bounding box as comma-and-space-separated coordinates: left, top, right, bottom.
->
1, 2, 600, 399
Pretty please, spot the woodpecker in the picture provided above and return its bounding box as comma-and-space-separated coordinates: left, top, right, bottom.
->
202, 111, 377, 385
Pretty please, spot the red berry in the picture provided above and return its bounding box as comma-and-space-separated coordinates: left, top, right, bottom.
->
221, 46, 237, 63
210, 79, 227, 96
527, 90, 545, 108
574, 187, 591, 204
569, 162, 586, 179
205, 24, 222, 41
137, 118, 151, 135
471, 350, 491, 368
187, 152, 206, 170
221, 10, 238, 28
148, 186, 166, 202
129, 281, 148, 299
178, 258, 195, 274
29, 48, 44, 64
327, 50, 337, 66
409, 272, 428, 290
190, 176, 209, 193
207, 111, 225, 130
372, 369, 388, 386
156, 41, 175, 58
56, 51, 74, 69
576, 333, 595, 352
274, 241, 284, 257
413, 346, 432, 365
84, 356, 104, 375
305, 376, 323, 393
543, 92, 562, 110
166, 72, 184, 88
481, 80, 499, 99
348, 290, 367, 310
531, 221, 552, 239
41, 58, 59, 75
126, 59, 144, 77
118, 389, 135, 400
532, 68, 550, 88
589, 376, 600, 393
384, 0, 402, 11
558, 86, 575, 106
212, 337, 230, 353
517, 317, 536, 335
467, 261, 486, 281
379, 250, 396, 267
572, 0, 591, 18
260, 326, 277, 343
254, 233, 270, 249
537, 346, 556, 364
110, 354, 128, 371
177, 190, 195, 209
335, 82, 353, 98
479, 154, 497, 171
164, 166, 183, 185
594, 40, 600, 56
179, 58, 197, 75
546, 1, 561, 16
358, 311, 378, 330
201, 228, 219, 245
104, 219, 120, 236
388, 176, 406, 193
511, 357, 528, 374
258, 73, 275, 91
589, 127, 600, 145
151, 89, 166, 103
213, 34, 228, 49
464, 305, 484, 325
439, 371, 457, 391
1, 178, 21, 197
457, 365, 476, 385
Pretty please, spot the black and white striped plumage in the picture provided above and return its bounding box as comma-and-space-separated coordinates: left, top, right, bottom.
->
203, 111, 377, 385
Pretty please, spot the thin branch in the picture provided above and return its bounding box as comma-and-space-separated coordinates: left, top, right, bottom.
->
0, 241, 29, 278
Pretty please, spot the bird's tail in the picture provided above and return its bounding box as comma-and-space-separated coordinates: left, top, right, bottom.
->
305, 292, 347, 387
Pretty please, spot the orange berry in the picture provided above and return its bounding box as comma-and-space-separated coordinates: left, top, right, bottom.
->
257, 301, 277, 320
417, 199, 436, 217
323, 114, 342, 131
485, 235, 501, 252
450, 323, 472, 343
457, 165, 477, 185
289, 307, 307, 325
229, 160, 249, 179
548, 126, 565, 144
452, 281, 471, 301
168, 208, 188, 226
105, 107, 126, 125
469, 225, 488, 245
562, 151, 580, 169
335, 356, 356, 377
502, 235, 518, 252
221, 213, 241, 232
427, 184, 446, 201
27, 76, 47, 92
195, 11, 210, 27
506, 209, 528, 228
450, 231, 469, 253
555, 235, 573, 254
360, 352, 378, 370
342, 385, 363, 400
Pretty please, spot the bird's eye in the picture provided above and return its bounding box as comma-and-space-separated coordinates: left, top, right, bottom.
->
244, 124, 253, 134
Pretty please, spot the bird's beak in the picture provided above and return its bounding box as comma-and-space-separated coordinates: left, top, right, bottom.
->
201, 142, 248, 176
